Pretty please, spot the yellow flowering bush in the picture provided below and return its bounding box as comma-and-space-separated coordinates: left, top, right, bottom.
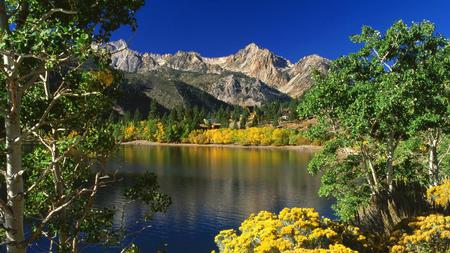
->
427, 179, 450, 207
214, 208, 370, 253
119, 122, 315, 147
186, 129, 208, 144
387, 180, 450, 252
154, 122, 166, 143
203, 129, 235, 144
389, 214, 450, 253
123, 124, 137, 141
185, 127, 310, 146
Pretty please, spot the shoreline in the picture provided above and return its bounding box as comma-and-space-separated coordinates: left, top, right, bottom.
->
121, 140, 322, 152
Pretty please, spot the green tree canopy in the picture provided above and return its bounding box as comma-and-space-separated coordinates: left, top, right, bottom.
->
298, 20, 450, 220
1, 1, 170, 253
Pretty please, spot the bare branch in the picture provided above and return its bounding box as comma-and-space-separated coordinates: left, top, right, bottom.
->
62, 91, 101, 97
372, 48, 393, 72
40, 8, 77, 22
0, 49, 71, 66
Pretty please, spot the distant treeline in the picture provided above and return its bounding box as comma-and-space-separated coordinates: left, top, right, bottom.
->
112, 99, 318, 145
119, 98, 300, 128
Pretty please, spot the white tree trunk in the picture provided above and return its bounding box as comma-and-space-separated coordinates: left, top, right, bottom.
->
428, 135, 439, 185
4, 85, 26, 253
361, 144, 379, 193
386, 138, 395, 192
1, 5, 25, 249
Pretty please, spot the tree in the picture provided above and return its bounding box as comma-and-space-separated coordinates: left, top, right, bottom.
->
0, 1, 171, 252
132, 109, 142, 122
298, 20, 450, 219
406, 43, 450, 184
148, 99, 159, 119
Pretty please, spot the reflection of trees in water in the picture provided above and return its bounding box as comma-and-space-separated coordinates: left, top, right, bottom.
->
99, 146, 333, 232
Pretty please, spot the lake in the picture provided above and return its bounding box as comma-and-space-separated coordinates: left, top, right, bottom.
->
93, 144, 333, 253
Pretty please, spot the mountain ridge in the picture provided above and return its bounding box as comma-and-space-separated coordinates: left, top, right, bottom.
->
108, 40, 330, 109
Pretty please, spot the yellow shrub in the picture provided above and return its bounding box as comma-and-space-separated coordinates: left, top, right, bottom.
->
293, 135, 313, 145
186, 130, 207, 144
389, 214, 450, 253
204, 129, 234, 144
154, 122, 166, 143
124, 124, 137, 141
272, 128, 290, 146
427, 179, 450, 207
183, 127, 318, 147
214, 208, 369, 253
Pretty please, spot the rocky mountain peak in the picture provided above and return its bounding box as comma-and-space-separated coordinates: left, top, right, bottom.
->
173, 51, 204, 63
243, 42, 262, 51
289, 54, 331, 76
234, 43, 292, 68
108, 40, 143, 72
279, 54, 331, 97
108, 40, 330, 100
107, 39, 129, 51
297, 54, 329, 65
164, 51, 223, 74
220, 43, 292, 88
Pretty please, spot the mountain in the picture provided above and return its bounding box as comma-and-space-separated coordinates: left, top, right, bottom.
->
281, 55, 331, 97
117, 71, 230, 115
108, 40, 330, 110
151, 67, 290, 107
218, 43, 292, 89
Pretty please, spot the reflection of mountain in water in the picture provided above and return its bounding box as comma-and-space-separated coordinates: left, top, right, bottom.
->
94, 145, 333, 253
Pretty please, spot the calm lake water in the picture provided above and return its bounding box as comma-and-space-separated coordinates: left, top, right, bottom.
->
92, 145, 333, 253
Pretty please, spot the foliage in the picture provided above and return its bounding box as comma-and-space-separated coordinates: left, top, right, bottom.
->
116, 117, 314, 146
298, 20, 450, 220
214, 208, 371, 253
0, 0, 173, 252
187, 127, 305, 146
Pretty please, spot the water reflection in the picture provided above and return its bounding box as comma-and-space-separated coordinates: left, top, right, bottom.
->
94, 145, 333, 253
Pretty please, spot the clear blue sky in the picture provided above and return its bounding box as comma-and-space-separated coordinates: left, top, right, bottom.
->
111, 0, 450, 62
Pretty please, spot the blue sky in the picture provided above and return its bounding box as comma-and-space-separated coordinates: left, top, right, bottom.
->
112, 0, 450, 62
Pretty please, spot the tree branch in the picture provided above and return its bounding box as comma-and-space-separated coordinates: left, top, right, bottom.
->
40, 8, 77, 22
372, 48, 393, 72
